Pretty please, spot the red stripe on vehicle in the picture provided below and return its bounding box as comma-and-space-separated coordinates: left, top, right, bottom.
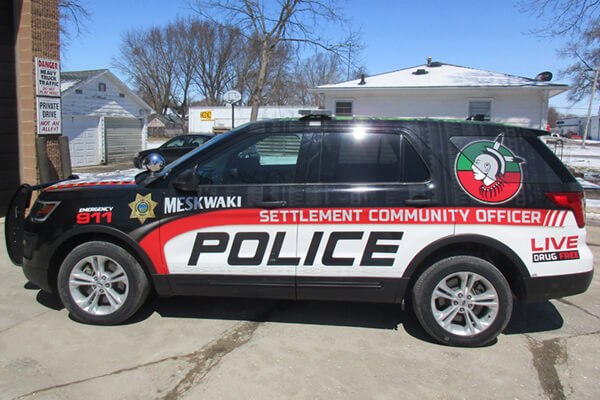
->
139, 207, 557, 275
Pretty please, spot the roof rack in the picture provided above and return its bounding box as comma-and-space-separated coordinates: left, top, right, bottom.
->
299, 109, 332, 121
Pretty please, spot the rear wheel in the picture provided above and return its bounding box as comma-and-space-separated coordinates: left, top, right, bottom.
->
412, 256, 513, 347
57, 241, 150, 325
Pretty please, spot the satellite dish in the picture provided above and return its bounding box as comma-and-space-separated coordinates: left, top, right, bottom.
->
534, 71, 553, 82
223, 90, 242, 104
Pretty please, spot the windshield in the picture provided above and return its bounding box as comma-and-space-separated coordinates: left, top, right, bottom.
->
157, 123, 251, 176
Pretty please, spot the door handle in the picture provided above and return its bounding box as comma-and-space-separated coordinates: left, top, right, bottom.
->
255, 200, 287, 208
404, 198, 437, 206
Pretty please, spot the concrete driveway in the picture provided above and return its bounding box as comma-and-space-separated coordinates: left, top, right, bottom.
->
1, 221, 598, 400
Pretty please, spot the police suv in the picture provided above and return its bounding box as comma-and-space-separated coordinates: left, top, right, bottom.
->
5, 114, 594, 347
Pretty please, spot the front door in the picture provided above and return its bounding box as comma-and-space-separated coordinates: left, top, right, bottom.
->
158, 128, 311, 299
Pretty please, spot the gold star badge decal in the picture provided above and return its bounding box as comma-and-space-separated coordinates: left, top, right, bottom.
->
128, 193, 158, 224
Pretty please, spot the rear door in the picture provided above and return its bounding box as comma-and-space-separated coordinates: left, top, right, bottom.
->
297, 124, 454, 302
158, 124, 312, 299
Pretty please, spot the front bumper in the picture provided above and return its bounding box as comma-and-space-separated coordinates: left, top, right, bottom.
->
22, 231, 55, 293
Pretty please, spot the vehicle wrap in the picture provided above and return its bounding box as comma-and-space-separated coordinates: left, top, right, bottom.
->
12, 118, 593, 305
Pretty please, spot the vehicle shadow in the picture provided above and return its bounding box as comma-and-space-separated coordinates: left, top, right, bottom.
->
504, 299, 564, 335
133, 294, 564, 343
29, 284, 564, 343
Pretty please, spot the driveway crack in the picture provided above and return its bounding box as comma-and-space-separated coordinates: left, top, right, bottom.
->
556, 298, 600, 320
14, 303, 280, 400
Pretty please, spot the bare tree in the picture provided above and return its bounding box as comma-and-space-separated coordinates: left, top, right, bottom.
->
520, 0, 600, 38
169, 17, 202, 131
520, 1, 600, 100
192, 22, 242, 105
114, 26, 178, 115
292, 51, 346, 106
192, 0, 359, 121
58, 0, 91, 55
559, 28, 600, 103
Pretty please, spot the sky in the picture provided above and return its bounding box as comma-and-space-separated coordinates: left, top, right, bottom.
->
61, 0, 599, 117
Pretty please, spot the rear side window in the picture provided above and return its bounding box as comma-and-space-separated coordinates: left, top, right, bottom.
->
319, 132, 430, 183
449, 135, 566, 184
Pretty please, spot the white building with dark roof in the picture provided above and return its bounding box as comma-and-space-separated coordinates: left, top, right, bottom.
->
312, 61, 569, 129
61, 69, 153, 167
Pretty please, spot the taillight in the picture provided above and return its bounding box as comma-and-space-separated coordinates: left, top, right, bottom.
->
545, 192, 586, 228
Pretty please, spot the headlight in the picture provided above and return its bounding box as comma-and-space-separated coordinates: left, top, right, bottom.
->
30, 200, 60, 222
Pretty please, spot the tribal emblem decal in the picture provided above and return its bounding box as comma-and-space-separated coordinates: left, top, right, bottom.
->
455, 134, 525, 204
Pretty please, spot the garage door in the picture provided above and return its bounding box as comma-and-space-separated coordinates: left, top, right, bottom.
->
63, 117, 100, 167
105, 118, 143, 163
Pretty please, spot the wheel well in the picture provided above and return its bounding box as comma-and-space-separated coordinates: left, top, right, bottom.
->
48, 233, 154, 293
404, 240, 528, 302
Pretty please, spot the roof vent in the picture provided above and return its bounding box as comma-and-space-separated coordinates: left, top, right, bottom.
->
426, 57, 442, 67
358, 74, 366, 85
413, 68, 429, 75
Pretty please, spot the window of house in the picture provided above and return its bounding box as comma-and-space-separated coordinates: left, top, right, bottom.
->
335, 101, 353, 116
468, 99, 492, 121
119, 93, 125, 98
75, 89, 82, 94
98, 82, 106, 92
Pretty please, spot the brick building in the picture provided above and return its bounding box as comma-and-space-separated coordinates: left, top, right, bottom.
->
1, 0, 63, 216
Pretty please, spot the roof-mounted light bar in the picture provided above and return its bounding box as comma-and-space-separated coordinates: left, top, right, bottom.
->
299, 109, 332, 121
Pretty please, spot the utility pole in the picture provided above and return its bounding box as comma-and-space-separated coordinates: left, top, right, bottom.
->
583, 61, 600, 149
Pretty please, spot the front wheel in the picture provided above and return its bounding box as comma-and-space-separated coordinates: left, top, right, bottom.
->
412, 256, 513, 347
57, 241, 150, 325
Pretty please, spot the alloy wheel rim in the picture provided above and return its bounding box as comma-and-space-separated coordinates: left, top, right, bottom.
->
68, 255, 129, 315
431, 271, 499, 336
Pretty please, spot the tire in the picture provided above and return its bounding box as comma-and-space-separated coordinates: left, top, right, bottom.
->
57, 241, 150, 325
412, 256, 513, 347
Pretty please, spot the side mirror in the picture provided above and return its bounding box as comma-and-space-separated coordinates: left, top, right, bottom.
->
145, 153, 165, 176
173, 168, 198, 192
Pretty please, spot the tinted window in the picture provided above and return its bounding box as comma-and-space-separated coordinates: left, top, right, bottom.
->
164, 137, 186, 148
189, 136, 209, 146
319, 132, 430, 183
320, 132, 400, 183
402, 139, 431, 182
194, 133, 302, 185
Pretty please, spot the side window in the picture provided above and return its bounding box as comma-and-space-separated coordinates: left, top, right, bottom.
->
189, 137, 208, 146
164, 138, 186, 148
402, 138, 431, 182
319, 132, 430, 183
320, 132, 400, 183
195, 133, 302, 185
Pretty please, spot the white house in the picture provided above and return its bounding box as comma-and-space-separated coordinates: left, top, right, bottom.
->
189, 105, 315, 133
61, 69, 153, 167
312, 61, 569, 129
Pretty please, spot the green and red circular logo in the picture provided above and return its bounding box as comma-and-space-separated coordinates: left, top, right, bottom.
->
455, 135, 524, 204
